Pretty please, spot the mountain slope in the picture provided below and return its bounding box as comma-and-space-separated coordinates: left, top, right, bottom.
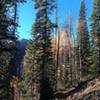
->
10, 39, 29, 77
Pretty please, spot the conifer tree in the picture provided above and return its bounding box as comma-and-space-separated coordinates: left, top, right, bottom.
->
31, 0, 56, 99
20, 40, 37, 99
77, 0, 90, 80
90, 0, 100, 75
0, 0, 25, 99
0, 1, 15, 99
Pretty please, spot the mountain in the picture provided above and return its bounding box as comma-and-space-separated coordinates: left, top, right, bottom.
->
10, 39, 29, 77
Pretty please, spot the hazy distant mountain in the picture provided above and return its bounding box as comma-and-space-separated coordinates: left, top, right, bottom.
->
10, 39, 29, 77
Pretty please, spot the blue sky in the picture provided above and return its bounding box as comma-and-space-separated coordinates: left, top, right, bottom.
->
18, 0, 93, 39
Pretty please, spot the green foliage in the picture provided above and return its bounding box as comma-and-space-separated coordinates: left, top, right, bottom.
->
0, 0, 25, 99
19, 68, 30, 100
90, 0, 100, 75
19, 40, 36, 99
77, 0, 91, 79
23, 0, 57, 99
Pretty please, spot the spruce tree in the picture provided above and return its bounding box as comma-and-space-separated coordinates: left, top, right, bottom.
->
77, 0, 90, 80
31, 0, 56, 99
0, 0, 25, 99
0, 1, 15, 99
90, 0, 100, 75
20, 40, 37, 99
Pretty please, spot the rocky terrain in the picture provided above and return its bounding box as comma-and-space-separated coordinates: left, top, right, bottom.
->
55, 76, 100, 100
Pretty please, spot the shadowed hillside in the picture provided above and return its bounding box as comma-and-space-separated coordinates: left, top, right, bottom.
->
10, 39, 29, 77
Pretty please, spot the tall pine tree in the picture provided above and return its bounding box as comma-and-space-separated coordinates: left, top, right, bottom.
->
19, 40, 36, 99
0, 1, 16, 99
0, 0, 25, 99
77, 0, 90, 80
90, 0, 100, 75
31, 0, 56, 99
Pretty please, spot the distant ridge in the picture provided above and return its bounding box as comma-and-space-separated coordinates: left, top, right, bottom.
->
10, 39, 29, 77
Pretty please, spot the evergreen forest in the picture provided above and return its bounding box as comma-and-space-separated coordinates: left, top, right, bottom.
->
0, 0, 100, 100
